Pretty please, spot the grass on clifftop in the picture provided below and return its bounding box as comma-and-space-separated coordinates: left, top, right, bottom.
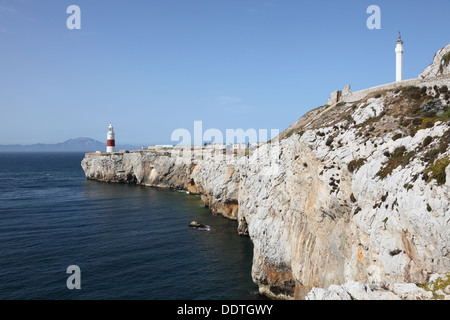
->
280, 84, 449, 141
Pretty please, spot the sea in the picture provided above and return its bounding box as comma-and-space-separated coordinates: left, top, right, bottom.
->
0, 152, 259, 300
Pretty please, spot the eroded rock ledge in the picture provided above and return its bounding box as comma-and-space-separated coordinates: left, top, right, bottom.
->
81, 150, 241, 221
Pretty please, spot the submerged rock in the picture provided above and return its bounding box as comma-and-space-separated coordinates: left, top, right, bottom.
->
189, 221, 210, 231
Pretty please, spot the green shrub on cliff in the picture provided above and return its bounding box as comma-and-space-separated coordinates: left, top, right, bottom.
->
377, 147, 414, 179
348, 158, 366, 173
443, 52, 450, 66
425, 156, 450, 186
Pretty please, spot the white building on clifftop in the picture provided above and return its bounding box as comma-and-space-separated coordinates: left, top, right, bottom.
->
328, 33, 409, 105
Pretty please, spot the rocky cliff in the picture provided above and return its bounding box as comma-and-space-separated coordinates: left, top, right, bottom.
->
81, 43, 450, 300
420, 43, 450, 79
239, 88, 449, 299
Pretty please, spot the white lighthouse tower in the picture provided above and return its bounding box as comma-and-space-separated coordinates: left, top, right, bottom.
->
107, 124, 115, 153
395, 32, 404, 82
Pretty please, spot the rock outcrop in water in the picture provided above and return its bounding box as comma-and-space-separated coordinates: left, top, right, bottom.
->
82, 43, 450, 300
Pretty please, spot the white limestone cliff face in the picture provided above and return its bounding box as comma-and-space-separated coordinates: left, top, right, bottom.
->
240, 116, 449, 299
191, 158, 241, 220
237, 138, 355, 299
420, 43, 450, 79
81, 150, 192, 189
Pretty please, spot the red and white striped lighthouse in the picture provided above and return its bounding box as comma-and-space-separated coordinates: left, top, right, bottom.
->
107, 124, 115, 153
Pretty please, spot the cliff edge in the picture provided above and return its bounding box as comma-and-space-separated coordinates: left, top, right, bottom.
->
420, 43, 450, 80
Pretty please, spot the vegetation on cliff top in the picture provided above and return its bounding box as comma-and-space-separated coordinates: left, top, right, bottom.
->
280, 84, 449, 183
281, 85, 449, 141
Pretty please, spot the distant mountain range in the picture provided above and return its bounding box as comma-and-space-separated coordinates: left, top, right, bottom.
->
0, 137, 139, 152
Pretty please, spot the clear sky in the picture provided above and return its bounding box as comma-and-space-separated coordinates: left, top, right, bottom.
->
0, 0, 449, 146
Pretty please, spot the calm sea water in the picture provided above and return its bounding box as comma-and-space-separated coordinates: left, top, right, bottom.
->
0, 153, 259, 300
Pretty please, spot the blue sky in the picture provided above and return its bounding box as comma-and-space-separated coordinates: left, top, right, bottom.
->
0, 0, 449, 146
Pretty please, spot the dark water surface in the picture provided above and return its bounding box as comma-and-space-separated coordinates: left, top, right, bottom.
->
0, 153, 258, 300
